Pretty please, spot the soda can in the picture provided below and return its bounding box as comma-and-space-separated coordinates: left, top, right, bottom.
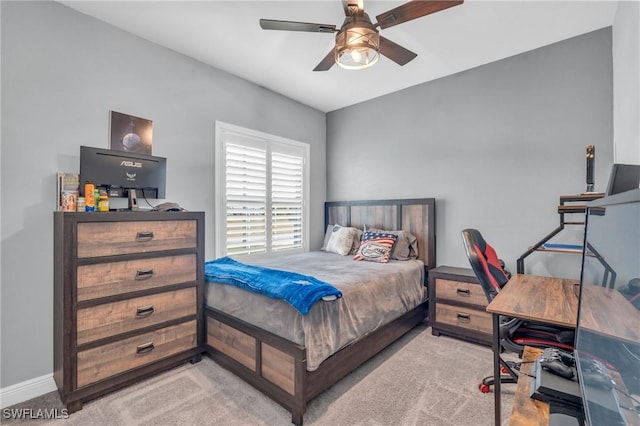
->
84, 182, 95, 212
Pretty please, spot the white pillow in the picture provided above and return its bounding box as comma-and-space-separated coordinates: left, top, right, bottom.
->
324, 225, 358, 256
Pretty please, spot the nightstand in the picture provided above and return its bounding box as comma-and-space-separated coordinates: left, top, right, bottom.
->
428, 266, 491, 346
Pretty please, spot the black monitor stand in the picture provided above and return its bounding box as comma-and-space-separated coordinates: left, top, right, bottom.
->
128, 189, 139, 211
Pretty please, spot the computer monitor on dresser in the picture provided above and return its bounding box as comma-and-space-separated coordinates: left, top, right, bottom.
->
79, 146, 166, 200
575, 189, 640, 426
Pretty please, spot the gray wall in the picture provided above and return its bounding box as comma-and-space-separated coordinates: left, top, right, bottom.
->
0, 1, 326, 388
613, 1, 640, 164
327, 28, 614, 277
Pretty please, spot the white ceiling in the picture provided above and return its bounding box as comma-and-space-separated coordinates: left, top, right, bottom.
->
59, 1, 618, 112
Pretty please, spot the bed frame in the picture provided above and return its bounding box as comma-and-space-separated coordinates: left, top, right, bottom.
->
204, 198, 436, 425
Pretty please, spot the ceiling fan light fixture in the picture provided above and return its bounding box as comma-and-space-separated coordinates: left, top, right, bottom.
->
335, 24, 379, 70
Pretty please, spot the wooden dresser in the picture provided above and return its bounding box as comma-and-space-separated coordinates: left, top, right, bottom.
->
428, 266, 492, 346
53, 211, 205, 412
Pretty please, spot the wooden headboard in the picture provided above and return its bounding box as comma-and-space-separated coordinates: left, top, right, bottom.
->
324, 198, 436, 269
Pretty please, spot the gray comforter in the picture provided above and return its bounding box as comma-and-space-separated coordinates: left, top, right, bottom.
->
205, 251, 426, 371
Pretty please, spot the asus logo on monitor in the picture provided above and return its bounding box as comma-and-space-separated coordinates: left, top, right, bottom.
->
120, 160, 142, 168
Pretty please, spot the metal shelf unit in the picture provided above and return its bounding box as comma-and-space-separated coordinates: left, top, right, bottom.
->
516, 193, 605, 274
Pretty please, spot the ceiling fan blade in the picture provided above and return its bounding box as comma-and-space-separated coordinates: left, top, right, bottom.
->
313, 50, 336, 72
259, 19, 336, 33
376, 0, 463, 30
379, 36, 417, 66
342, 0, 364, 16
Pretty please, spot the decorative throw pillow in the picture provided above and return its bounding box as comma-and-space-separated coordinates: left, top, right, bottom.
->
353, 231, 398, 263
364, 225, 418, 260
324, 225, 358, 256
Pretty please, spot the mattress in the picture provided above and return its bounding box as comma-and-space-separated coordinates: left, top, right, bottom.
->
205, 251, 426, 370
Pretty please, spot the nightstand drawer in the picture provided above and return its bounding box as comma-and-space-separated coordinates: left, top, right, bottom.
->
77, 220, 197, 258
436, 278, 487, 307
435, 304, 492, 335
77, 287, 196, 345
77, 320, 197, 387
77, 254, 196, 301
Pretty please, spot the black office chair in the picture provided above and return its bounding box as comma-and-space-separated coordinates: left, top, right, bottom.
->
461, 228, 575, 393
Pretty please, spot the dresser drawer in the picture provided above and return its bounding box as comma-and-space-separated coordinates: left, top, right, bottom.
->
77, 287, 196, 345
436, 278, 487, 307
77, 254, 196, 301
77, 220, 197, 258
76, 320, 197, 387
435, 304, 493, 335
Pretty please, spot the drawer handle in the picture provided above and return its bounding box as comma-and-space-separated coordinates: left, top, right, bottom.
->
457, 313, 471, 323
135, 231, 154, 242
136, 342, 155, 355
135, 269, 155, 280
456, 288, 471, 297
135, 305, 155, 318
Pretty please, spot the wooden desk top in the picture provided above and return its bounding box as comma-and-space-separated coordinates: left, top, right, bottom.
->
486, 274, 578, 328
509, 347, 547, 426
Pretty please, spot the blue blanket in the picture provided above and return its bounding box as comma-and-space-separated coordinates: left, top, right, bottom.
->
204, 257, 342, 315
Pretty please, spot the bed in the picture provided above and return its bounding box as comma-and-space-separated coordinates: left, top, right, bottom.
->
204, 198, 436, 425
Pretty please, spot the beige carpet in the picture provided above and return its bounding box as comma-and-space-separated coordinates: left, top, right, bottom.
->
5, 324, 515, 425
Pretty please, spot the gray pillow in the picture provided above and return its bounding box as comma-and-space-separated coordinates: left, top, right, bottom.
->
350, 228, 364, 255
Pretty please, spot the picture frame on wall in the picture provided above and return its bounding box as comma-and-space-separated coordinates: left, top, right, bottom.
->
109, 111, 153, 155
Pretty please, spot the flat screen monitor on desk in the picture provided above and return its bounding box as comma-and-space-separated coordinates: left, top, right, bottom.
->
605, 164, 640, 196
575, 189, 640, 426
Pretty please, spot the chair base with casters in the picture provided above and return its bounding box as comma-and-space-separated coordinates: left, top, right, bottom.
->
478, 359, 519, 393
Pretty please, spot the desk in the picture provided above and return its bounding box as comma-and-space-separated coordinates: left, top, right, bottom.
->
486, 274, 578, 426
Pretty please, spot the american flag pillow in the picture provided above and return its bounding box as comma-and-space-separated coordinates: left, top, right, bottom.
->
353, 231, 398, 263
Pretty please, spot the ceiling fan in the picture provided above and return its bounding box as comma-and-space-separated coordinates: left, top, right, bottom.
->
259, 0, 463, 71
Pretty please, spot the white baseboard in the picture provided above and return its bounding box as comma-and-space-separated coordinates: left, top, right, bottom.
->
0, 374, 57, 409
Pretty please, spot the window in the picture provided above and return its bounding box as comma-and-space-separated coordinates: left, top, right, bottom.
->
215, 122, 309, 258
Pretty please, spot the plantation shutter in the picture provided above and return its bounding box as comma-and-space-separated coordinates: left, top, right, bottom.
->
225, 141, 267, 256
271, 144, 304, 252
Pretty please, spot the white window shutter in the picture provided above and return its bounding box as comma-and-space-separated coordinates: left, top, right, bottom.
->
225, 142, 267, 256
271, 149, 304, 252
